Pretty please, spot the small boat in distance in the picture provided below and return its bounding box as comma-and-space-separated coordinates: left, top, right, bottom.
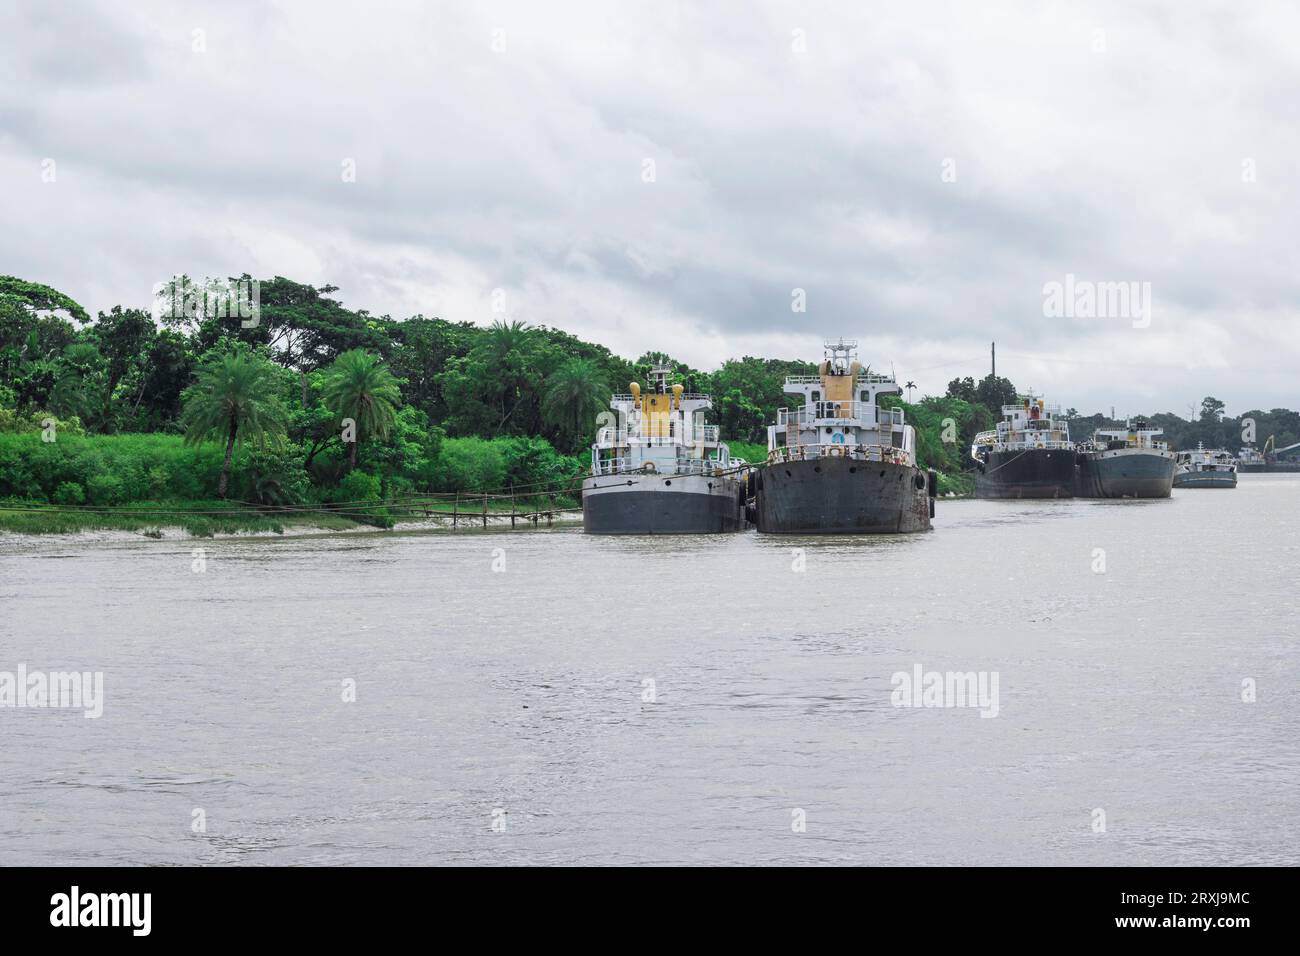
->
582, 366, 746, 533
1173, 443, 1238, 489
971, 394, 1075, 498
1075, 418, 1176, 498
751, 338, 933, 534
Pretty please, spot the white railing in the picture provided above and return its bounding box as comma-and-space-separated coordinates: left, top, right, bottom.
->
776, 404, 903, 427
985, 440, 1075, 451
1002, 402, 1062, 416
591, 457, 735, 477
997, 423, 1070, 443
767, 443, 914, 467
1083, 437, 1169, 452
595, 425, 720, 445
783, 373, 897, 386
610, 393, 712, 404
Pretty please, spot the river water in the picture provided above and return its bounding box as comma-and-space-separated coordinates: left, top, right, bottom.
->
2, 476, 1297, 866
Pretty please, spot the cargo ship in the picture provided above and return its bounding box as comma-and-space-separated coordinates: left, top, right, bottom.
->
971, 395, 1075, 498
751, 339, 933, 534
1173, 444, 1238, 489
1075, 418, 1176, 498
582, 366, 746, 533
1237, 438, 1300, 472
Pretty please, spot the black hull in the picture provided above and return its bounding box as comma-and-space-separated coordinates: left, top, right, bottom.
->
1075, 452, 1174, 498
754, 457, 932, 534
582, 488, 745, 534
975, 449, 1075, 499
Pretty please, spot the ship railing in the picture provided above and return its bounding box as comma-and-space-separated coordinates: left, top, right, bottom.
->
783, 373, 897, 386
591, 457, 734, 477
767, 443, 914, 467
1083, 439, 1170, 451
1002, 418, 1065, 431
776, 404, 903, 427
987, 440, 1075, 451
1001, 403, 1063, 416
595, 425, 720, 444
610, 393, 713, 403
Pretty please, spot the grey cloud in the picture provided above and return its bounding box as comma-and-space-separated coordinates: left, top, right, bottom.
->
1, 0, 1298, 413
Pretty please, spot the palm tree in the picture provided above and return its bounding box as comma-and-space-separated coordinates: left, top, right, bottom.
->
482, 320, 537, 433
484, 319, 533, 359
905, 381, 917, 403
542, 358, 611, 450
181, 351, 287, 498
321, 350, 402, 469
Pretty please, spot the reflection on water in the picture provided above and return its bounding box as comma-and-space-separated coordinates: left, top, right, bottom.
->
1, 477, 1297, 865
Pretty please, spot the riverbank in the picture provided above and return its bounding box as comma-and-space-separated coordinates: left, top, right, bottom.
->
0, 497, 580, 537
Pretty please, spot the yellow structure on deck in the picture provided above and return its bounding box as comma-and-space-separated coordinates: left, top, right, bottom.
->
628, 380, 685, 440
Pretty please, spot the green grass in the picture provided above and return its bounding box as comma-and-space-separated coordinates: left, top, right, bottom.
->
0, 499, 364, 536
0, 494, 581, 536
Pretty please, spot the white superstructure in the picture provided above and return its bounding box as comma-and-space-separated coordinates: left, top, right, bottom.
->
765, 339, 917, 466
971, 394, 1073, 461
589, 366, 733, 477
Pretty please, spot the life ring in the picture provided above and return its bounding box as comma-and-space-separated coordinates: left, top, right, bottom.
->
643, 461, 657, 473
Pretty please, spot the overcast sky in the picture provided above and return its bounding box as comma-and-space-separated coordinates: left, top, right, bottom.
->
3, 0, 1298, 416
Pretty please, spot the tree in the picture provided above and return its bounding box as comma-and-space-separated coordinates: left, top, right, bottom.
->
945, 376, 977, 403
388, 315, 477, 421
180, 350, 288, 498
1199, 396, 1226, 423
48, 342, 107, 428
0, 277, 89, 412
321, 350, 402, 469
974, 374, 1018, 412
92, 306, 154, 430
541, 358, 610, 452
709, 355, 817, 443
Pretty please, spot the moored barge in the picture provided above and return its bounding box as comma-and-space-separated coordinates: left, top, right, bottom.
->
752, 339, 933, 534
1075, 418, 1176, 498
582, 366, 746, 533
971, 395, 1075, 498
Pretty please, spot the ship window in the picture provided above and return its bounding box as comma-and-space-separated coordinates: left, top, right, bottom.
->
811, 391, 820, 402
